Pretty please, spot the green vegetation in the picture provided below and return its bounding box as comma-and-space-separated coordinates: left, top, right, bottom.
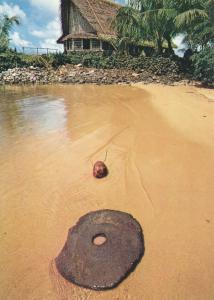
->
0, 15, 20, 52
114, 0, 213, 54
0, 52, 55, 72
0, 1, 213, 86
191, 47, 214, 86
0, 51, 186, 74
112, 0, 214, 85
175, 0, 214, 50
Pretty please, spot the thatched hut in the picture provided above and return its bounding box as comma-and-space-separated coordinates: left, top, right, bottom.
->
57, 0, 120, 52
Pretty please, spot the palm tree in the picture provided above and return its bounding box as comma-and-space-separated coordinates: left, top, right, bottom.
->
112, 6, 141, 53
140, 0, 177, 54
174, 0, 213, 49
173, 0, 207, 28
115, 0, 178, 54
0, 15, 20, 52
114, 0, 212, 54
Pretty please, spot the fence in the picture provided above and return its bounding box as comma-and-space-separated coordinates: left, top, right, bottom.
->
21, 47, 60, 55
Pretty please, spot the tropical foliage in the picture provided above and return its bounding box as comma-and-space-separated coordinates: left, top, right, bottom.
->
0, 51, 185, 76
0, 2, 213, 85
191, 47, 214, 86
114, 0, 214, 54
0, 15, 20, 52
175, 0, 214, 50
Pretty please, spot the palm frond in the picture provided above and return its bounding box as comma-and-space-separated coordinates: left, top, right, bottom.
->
175, 9, 208, 28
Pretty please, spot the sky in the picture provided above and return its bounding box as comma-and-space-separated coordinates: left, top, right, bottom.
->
0, 0, 185, 55
0, 0, 126, 53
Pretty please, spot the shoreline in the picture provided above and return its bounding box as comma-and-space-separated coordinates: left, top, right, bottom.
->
0, 64, 199, 87
1, 84, 214, 299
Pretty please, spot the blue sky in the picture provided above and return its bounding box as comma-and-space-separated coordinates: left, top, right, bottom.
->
0, 0, 126, 53
0, 0, 184, 55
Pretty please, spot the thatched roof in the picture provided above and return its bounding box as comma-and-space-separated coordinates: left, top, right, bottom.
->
59, 33, 98, 42
58, 0, 121, 43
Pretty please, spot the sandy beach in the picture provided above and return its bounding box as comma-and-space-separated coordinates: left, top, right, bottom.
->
0, 84, 214, 300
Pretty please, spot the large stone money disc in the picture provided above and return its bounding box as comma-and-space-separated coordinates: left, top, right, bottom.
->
55, 210, 145, 290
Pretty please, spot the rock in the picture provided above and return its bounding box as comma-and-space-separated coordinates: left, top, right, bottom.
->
0, 59, 189, 86
75, 63, 83, 68
88, 69, 95, 74
132, 73, 140, 78
55, 210, 145, 290
68, 72, 76, 77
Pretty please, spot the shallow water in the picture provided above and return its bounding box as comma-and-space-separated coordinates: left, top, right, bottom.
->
0, 84, 214, 300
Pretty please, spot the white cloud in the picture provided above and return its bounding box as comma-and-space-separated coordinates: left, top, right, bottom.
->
173, 34, 185, 48
30, 0, 60, 15
31, 30, 45, 38
10, 32, 31, 47
0, 2, 26, 19
40, 38, 62, 51
31, 18, 63, 51
173, 34, 188, 57
31, 19, 60, 39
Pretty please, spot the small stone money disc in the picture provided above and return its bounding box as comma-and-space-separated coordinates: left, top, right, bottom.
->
55, 210, 145, 290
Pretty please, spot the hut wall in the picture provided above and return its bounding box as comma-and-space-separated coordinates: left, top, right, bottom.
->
69, 2, 96, 35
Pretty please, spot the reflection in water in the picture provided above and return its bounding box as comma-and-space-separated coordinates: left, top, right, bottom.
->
1, 85, 214, 300
0, 84, 154, 300
0, 91, 66, 143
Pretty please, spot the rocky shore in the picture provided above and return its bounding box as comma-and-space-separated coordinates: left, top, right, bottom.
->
0, 64, 193, 86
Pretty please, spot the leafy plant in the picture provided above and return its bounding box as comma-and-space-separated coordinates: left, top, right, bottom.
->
35, 55, 54, 69
114, 0, 213, 55
114, 0, 178, 55
0, 15, 20, 52
191, 47, 214, 86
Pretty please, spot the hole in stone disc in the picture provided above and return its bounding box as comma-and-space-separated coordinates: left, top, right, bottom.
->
92, 234, 107, 246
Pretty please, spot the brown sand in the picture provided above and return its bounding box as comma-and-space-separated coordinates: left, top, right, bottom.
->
0, 84, 214, 300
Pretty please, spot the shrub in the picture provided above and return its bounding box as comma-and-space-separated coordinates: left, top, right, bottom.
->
0, 51, 57, 71
0, 51, 23, 72
0, 50, 189, 80
191, 47, 214, 86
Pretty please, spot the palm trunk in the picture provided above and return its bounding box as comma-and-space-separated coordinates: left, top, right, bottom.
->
157, 38, 163, 55
167, 38, 173, 52
166, 37, 173, 53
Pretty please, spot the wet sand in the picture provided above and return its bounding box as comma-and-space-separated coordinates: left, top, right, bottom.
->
0, 84, 214, 300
